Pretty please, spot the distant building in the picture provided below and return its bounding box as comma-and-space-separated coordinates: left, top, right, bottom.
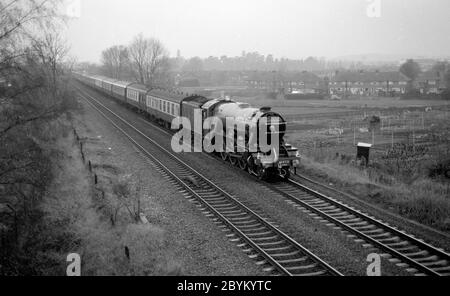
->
417, 71, 446, 94
329, 71, 409, 97
246, 71, 324, 94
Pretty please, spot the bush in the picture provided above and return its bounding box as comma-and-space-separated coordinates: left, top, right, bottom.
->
428, 158, 450, 179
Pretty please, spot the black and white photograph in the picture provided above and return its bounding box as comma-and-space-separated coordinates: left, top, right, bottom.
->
0, 0, 449, 284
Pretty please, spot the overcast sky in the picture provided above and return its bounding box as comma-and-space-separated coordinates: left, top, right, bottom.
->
64, 0, 450, 63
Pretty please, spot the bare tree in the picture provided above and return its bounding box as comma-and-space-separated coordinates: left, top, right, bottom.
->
101, 45, 129, 80
0, 0, 67, 138
0, 0, 62, 69
0, 1, 75, 275
128, 34, 170, 86
31, 31, 69, 90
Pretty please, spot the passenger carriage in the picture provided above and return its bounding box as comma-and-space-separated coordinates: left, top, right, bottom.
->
145, 89, 186, 129
126, 83, 149, 109
111, 80, 132, 102
101, 77, 118, 95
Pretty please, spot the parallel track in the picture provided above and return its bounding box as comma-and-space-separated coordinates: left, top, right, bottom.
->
268, 179, 450, 276
77, 87, 342, 276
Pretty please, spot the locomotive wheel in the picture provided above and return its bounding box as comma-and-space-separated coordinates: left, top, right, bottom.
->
229, 156, 238, 166
256, 167, 266, 181
220, 152, 229, 161
238, 158, 248, 171
280, 169, 291, 181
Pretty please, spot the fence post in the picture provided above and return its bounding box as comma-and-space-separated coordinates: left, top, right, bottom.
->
392, 129, 394, 149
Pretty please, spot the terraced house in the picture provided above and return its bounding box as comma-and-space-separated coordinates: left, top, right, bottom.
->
417, 71, 447, 94
246, 71, 324, 94
329, 71, 409, 97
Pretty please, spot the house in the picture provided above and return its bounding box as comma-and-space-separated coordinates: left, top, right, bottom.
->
246, 71, 323, 94
417, 71, 446, 94
329, 71, 409, 97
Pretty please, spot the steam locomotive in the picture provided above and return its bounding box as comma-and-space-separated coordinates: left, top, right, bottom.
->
74, 73, 300, 180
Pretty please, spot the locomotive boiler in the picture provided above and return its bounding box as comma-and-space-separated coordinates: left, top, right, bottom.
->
201, 99, 300, 180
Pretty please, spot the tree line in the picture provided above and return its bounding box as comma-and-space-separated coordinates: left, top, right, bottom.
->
1, 0, 77, 275
400, 59, 450, 96
100, 34, 171, 87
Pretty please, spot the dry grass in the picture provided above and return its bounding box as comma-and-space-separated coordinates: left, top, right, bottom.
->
301, 156, 450, 231
38, 132, 182, 276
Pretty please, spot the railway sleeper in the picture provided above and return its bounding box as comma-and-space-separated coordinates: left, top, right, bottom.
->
285, 264, 318, 272
229, 216, 254, 222
321, 208, 343, 214
201, 194, 224, 199
241, 226, 268, 233
233, 221, 262, 228
268, 251, 300, 259
403, 250, 429, 258
277, 257, 309, 265
368, 231, 392, 239
257, 241, 287, 248
421, 260, 448, 267
356, 225, 380, 232
223, 212, 249, 218
314, 205, 336, 212
432, 266, 450, 272
250, 236, 280, 242
385, 240, 410, 248
393, 246, 418, 253
244, 231, 274, 238
294, 270, 328, 276
303, 199, 326, 206
414, 255, 439, 263
328, 212, 353, 219
263, 246, 293, 253
348, 221, 370, 228
377, 236, 401, 243
207, 201, 234, 207
216, 206, 242, 212
336, 216, 360, 223
210, 203, 237, 209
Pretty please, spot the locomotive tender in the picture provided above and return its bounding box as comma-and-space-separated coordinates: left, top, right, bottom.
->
74, 72, 300, 180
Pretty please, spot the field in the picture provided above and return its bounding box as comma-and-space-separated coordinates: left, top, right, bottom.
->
234, 93, 450, 231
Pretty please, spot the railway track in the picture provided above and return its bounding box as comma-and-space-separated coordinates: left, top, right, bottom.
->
77, 87, 342, 276
268, 179, 450, 276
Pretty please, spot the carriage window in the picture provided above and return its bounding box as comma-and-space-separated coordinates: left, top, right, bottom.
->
170, 103, 174, 115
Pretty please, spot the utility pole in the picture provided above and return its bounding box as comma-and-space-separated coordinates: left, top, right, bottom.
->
422, 112, 425, 129
392, 129, 394, 149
